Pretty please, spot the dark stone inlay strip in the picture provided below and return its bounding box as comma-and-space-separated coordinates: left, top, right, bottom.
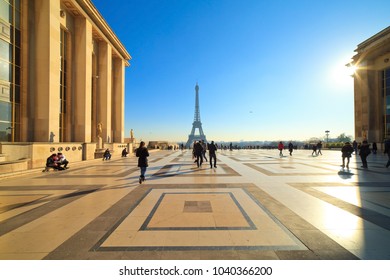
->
153, 164, 240, 177
0, 194, 50, 212
289, 182, 390, 231
0, 185, 103, 236
244, 163, 334, 176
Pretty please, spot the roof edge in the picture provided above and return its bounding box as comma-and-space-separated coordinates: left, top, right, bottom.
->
77, 0, 131, 64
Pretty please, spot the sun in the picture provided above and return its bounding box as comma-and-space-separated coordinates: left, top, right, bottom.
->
328, 60, 355, 89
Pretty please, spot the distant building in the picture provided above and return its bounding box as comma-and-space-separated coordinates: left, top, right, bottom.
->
0, 0, 131, 169
352, 26, 390, 144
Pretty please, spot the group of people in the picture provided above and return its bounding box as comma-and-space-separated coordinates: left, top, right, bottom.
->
341, 139, 390, 169
192, 140, 218, 168
277, 141, 295, 157
43, 152, 69, 171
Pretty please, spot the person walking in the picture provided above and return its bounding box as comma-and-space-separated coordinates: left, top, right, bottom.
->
201, 140, 208, 162
278, 141, 284, 157
136, 141, 149, 184
384, 138, 390, 168
372, 142, 377, 155
311, 143, 317, 156
317, 141, 323, 155
193, 141, 204, 168
341, 142, 354, 169
288, 142, 294, 156
208, 140, 218, 168
359, 140, 371, 168
352, 140, 358, 155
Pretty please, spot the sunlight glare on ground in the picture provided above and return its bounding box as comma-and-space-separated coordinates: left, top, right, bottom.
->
322, 202, 361, 239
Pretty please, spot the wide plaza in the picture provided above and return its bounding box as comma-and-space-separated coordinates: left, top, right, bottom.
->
0, 148, 389, 260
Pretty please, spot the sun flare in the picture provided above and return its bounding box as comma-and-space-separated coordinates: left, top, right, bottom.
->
328, 61, 355, 88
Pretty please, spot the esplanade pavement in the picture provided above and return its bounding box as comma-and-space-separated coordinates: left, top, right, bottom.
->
0, 148, 389, 260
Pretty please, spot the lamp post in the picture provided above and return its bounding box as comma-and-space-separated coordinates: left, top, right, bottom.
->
325, 130, 330, 145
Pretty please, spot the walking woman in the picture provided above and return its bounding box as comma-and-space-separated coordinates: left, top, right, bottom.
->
136, 141, 149, 184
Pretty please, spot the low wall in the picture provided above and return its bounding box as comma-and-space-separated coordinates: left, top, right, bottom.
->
0, 142, 133, 170
0, 159, 29, 173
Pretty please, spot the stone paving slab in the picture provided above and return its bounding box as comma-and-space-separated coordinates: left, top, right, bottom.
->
0, 149, 389, 259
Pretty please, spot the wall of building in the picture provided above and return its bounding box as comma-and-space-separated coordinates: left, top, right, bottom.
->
353, 26, 390, 145
0, 0, 131, 172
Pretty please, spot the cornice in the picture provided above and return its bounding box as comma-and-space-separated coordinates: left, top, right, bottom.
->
75, 0, 131, 66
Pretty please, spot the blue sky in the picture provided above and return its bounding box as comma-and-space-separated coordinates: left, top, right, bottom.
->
93, 0, 390, 143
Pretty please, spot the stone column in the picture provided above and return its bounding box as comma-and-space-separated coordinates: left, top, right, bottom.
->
98, 41, 112, 143
112, 57, 125, 143
74, 17, 93, 143
33, 0, 61, 142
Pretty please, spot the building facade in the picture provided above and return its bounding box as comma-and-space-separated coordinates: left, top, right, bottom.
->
0, 0, 130, 168
352, 26, 390, 144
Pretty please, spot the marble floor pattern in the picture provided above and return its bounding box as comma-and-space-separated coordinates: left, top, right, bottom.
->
0, 149, 389, 260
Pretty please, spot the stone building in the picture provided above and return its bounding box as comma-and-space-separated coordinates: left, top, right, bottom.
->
352, 26, 390, 144
0, 0, 131, 170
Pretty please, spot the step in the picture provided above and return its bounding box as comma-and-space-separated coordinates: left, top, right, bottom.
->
0, 154, 6, 162
0, 158, 29, 174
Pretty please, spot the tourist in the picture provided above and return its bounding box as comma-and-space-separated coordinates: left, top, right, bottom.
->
288, 142, 294, 156
192, 140, 197, 162
136, 141, 149, 184
103, 148, 111, 160
384, 139, 390, 168
57, 152, 69, 169
341, 142, 354, 169
352, 140, 358, 155
201, 140, 208, 162
317, 141, 323, 155
311, 143, 317, 156
193, 141, 204, 168
359, 140, 371, 168
43, 153, 64, 172
278, 141, 284, 157
208, 140, 218, 168
372, 142, 377, 154
121, 148, 128, 157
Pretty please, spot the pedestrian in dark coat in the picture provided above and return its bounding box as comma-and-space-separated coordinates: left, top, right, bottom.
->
384, 139, 390, 168
208, 141, 218, 168
193, 141, 204, 168
372, 142, 377, 154
359, 140, 370, 168
341, 142, 354, 169
136, 141, 149, 183
288, 142, 294, 156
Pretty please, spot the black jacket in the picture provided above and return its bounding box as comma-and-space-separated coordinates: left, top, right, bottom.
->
208, 143, 217, 154
136, 147, 149, 167
193, 142, 203, 156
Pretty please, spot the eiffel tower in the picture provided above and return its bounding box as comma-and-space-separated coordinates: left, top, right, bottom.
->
185, 83, 207, 148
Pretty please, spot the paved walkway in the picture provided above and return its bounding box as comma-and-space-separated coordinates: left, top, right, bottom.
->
0, 149, 389, 260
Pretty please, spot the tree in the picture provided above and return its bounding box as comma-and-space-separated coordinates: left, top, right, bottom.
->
337, 133, 352, 143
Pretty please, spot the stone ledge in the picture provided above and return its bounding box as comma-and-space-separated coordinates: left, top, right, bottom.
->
0, 158, 30, 175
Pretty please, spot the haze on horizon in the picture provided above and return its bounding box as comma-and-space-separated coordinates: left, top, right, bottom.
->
93, 0, 390, 144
